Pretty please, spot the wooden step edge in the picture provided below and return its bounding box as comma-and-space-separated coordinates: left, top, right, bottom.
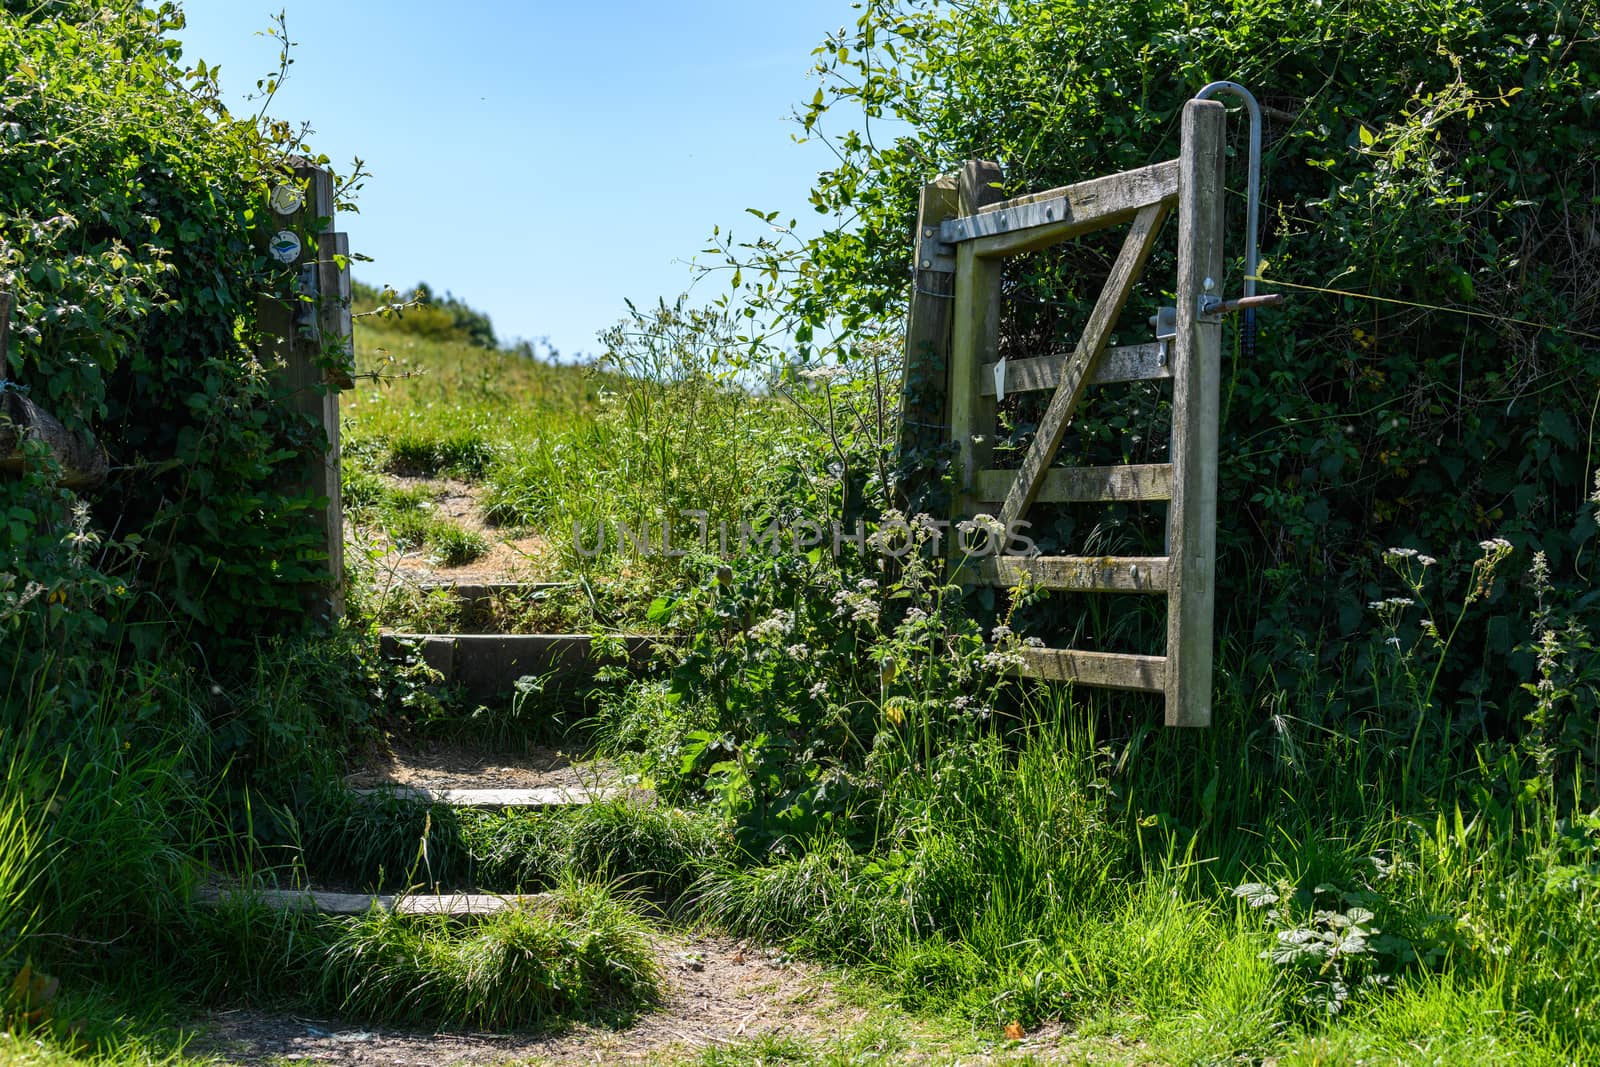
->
349, 784, 629, 808
961, 555, 1169, 593
193, 886, 555, 917
1015, 648, 1166, 692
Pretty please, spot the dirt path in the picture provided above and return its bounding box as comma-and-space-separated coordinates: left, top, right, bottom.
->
189, 936, 865, 1066
344, 738, 622, 793
358, 475, 551, 588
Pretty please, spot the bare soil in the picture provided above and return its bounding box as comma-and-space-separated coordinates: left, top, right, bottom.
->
345, 738, 622, 794
188, 935, 864, 1066
360, 476, 551, 587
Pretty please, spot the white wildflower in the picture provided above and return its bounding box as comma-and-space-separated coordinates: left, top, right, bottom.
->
749, 609, 795, 639
832, 588, 879, 626
982, 648, 1023, 671
798, 363, 851, 381
808, 681, 828, 699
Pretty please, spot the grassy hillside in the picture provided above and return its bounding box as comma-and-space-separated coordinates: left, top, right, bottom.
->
343, 317, 606, 491
343, 298, 808, 589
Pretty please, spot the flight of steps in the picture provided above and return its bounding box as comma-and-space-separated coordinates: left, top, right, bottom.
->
204, 580, 663, 919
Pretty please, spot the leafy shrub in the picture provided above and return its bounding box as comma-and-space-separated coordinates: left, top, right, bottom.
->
0, 3, 350, 649
713, 0, 1600, 724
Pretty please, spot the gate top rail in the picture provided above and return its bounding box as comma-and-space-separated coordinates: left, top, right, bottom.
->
937, 160, 1179, 248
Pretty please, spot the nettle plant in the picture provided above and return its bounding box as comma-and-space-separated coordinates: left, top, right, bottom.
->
1233, 860, 1448, 1018
652, 515, 1033, 853
1365, 519, 1600, 811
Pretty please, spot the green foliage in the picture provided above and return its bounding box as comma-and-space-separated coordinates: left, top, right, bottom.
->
292, 788, 467, 892
625, 531, 1025, 853
463, 801, 726, 904
326, 881, 658, 1029
0, 768, 38, 977
352, 279, 498, 349
0, 2, 353, 650
712, 0, 1600, 720
426, 520, 489, 567
1234, 874, 1435, 1018
182, 879, 659, 1030
488, 298, 801, 576
386, 428, 496, 478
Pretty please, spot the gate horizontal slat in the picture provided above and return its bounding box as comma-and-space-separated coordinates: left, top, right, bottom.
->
981, 342, 1171, 397
963, 554, 1169, 593
939, 160, 1179, 256
973, 464, 1173, 504
1015, 648, 1166, 692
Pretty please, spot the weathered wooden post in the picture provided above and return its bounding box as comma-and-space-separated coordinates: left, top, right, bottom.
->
256, 161, 352, 620
1163, 99, 1226, 727
947, 160, 1005, 516
893, 172, 958, 513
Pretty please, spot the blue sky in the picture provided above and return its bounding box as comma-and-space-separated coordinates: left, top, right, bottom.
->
175, 0, 858, 359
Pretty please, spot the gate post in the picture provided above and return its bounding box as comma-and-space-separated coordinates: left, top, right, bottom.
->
947, 161, 1005, 514
1165, 100, 1227, 727
256, 161, 352, 621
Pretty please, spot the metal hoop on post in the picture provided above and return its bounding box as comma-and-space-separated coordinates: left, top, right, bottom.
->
1193, 80, 1263, 358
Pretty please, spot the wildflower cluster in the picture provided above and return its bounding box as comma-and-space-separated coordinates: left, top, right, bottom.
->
650, 513, 1034, 849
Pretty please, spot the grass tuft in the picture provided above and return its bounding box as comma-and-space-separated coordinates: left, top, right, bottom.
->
181, 878, 659, 1031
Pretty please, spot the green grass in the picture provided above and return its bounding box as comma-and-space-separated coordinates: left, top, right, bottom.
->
180, 877, 659, 1030
345, 316, 803, 585
289, 786, 726, 904
342, 472, 491, 567
346, 319, 606, 476
10, 302, 1594, 1067
426, 520, 489, 566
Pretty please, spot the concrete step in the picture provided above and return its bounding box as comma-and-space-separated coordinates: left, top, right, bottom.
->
350, 784, 628, 808
195, 886, 552, 917
379, 632, 657, 703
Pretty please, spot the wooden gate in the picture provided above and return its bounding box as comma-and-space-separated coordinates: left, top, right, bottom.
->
898, 99, 1228, 727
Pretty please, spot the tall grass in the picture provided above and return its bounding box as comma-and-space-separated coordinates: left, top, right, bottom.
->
181, 878, 659, 1030
0, 755, 40, 976
672, 615, 1600, 1060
